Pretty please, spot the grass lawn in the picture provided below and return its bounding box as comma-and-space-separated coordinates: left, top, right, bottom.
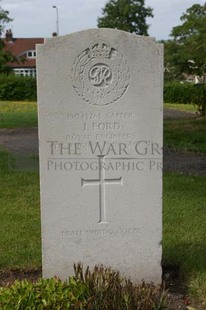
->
0, 101, 37, 128
0, 151, 40, 269
1, 100, 205, 155
0, 102, 206, 306
164, 103, 206, 154
0, 171, 41, 269
163, 174, 206, 303
1, 152, 206, 304
164, 118, 206, 154
164, 103, 197, 113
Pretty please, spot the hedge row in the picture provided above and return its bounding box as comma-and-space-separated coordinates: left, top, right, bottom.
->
0, 75, 205, 106
0, 74, 37, 101
164, 81, 206, 115
164, 81, 206, 105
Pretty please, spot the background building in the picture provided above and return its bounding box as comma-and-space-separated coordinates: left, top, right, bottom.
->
3, 29, 44, 77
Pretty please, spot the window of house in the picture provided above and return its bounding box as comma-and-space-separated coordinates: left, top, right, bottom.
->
14, 68, 36, 77
27, 50, 36, 58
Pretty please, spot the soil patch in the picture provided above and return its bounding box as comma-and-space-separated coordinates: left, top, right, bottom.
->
0, 268, 42, 287
163, 108, 197, 120
0, 127, 38, 156
164, 147, 206, 176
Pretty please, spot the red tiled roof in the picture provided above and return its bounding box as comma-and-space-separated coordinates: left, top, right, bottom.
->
4, 38, 44, 68
7, 58, 37, 68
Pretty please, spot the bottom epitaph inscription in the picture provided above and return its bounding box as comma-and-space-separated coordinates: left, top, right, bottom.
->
81, 155, 123, 223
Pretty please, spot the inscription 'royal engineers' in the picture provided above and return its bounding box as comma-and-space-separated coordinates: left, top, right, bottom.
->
71, 41, 130, 105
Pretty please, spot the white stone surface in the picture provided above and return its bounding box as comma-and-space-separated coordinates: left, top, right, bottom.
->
37, 28, 163, 283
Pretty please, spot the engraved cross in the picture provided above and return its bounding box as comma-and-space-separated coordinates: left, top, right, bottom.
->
81, 155, 123, 224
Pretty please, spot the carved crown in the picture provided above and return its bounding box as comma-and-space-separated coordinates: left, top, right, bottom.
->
89, 42, 111, 59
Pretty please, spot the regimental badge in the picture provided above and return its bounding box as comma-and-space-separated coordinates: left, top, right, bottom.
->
71, 40, 130, 106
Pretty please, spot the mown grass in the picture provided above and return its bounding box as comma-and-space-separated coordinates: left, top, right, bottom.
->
164, 102, 197, 113
163, 173, 206, 304
0, 152, 41, 269
164, 118, 206, 154
0, 101, 198, 129
1, 149, 206, 305
164, 103, 206, 154
0, 101, 37, 128
1, 101, 205, 155
0, 102, 206, 306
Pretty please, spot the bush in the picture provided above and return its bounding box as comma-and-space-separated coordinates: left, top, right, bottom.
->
0, 263, 167, 309
164, 81, 206, 115
192, 84, 206, 116
164, 82, 192, 104
0, 74, 37, 101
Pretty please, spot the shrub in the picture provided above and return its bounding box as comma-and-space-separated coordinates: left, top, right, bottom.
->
164, 82, 192, 104
0, 74, 37, 101
0, 263, 167, 309
164, 81, 206, 116
73, 263, 166, 309
192, 84, 206, 116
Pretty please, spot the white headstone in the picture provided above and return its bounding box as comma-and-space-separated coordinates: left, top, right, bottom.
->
37, 29, 163, 283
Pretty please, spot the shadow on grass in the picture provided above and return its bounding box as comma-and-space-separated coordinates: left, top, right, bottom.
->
163, 241, 206, 304
0, 149, 39, 173
164, 242, 206, 275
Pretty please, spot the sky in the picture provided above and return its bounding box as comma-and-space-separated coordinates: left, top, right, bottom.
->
1, 0, 205, 40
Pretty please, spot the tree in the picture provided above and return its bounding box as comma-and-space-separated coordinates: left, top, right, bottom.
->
165, 3, 206, 78
0, 3, 12, 37
97, 0, 153, 36
0, 3, 14, 73
164, 3, 206, 115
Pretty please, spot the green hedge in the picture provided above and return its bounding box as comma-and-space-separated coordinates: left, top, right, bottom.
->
164, 81, 206, 115
0, 75, 205, 112
0, 74, 37, 101
164, 82, 190, 104
164, 81, 206, 105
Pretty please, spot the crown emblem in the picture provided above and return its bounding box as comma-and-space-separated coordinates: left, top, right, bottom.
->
72, 40, 130, 105
89, 42, 111, 59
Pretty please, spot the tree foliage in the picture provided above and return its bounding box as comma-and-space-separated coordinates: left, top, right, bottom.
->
97, 0, 153, 35
164, 2, 206, 79
0, 3, 14, 73
0, 41, 15, 73
0, 3, 12, 36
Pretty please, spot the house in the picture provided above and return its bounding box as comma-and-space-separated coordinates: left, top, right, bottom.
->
3, 29, 44, 77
